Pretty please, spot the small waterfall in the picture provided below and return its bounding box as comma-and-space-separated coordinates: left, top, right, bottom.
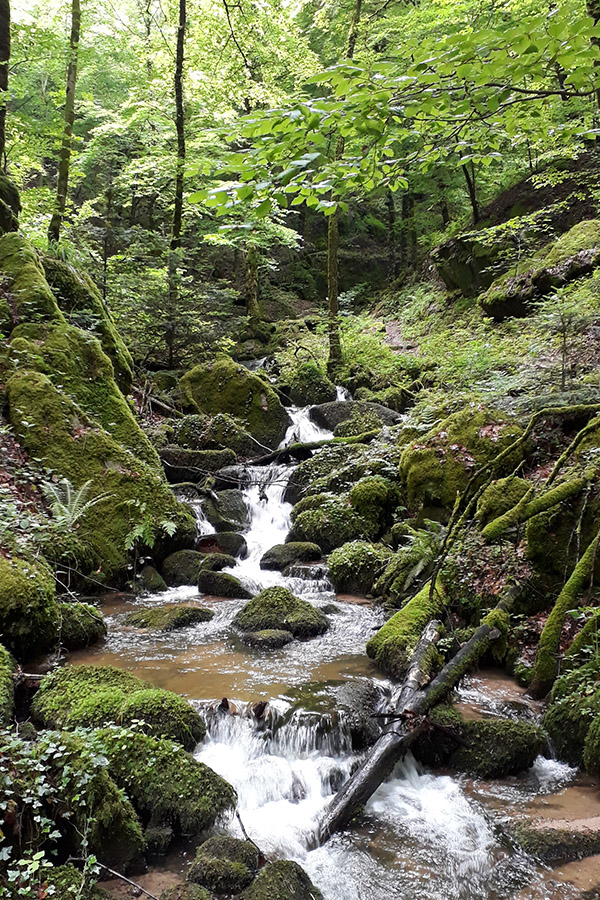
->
282, 406, 334, 446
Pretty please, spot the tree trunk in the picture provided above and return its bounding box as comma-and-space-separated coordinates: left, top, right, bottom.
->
0, 0, 9, 171
317, 593, 514, 844
386, 188, 397, 279
461, 162, 479, 224
48, 0, 80, 245
325, 0, 363, 374
166, 0, 186, 367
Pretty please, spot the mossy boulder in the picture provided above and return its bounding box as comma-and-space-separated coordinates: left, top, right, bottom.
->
513, 821, 600, 866
450, 718, 544, 778
284, 444, 361, 505
188, 835, 259, 894
283, 362, 337, 406
288, 494, 376, 553
159, 446, 237, 482
241, 860, 323, 900
197, 532, 248, 558
58, 601, 107, 650
32, 665, 206, 750
234, 586, 329, 638
42, 864, 112, 899
400, 408, 524, 515
201, 490, 249, 532
0, 643, 15, 724
333, 411, 383, 437
6, 369, 195, 580
162, 886, 212, 900
240, 629, 295, 649
138, 565, 168, 593
259, 542, 322, 571
366, 580, 446, 678
0, 175, 21, 236
348, 475, 401, 527
198, 570, 252, 598
162, 550, 231, 586
98, 727, 235, 837
328, 541, 393, 594
476, 476, 530, 526
0, 555, 59, 658
124, 604, 214, 631
173, 412, 258, 457
0, 233, 64, 332
42, 255, 134, 392
309, 400, 401, 432
180, 357, 290, 449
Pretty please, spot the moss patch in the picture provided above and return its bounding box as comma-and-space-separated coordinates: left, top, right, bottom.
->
288, 494, 376, 553
188, 835, 259, 894
234, 586, 329, 638
328, 540, 393, 594
59, 600, 107, 650
0, 233, 64, 329
0, 643, 15, 724
0, 555, 58, 659
241, 860, 323, 900
125, 604, 214, 631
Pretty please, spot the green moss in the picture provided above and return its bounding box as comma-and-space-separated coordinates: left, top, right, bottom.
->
450, 718, 544, 777
159, 446, 237, 481
484, 475, 587, 543
42, 865, 104, 900
10, 322, 157, 466
0, 643, 15, 724
234, 586, 329, 638
6, 369, 195, 579
162, 550, 228, 586
288, 494, 376, 553
138, 565, 168, 593
400, 408, 524, 514
544, 662, 600, 765
284, 444, 359, 504
188, 836, 259, 893
366, 579, 446, 678
348, 475, 400, 527
259, 542, 322, 571
198, 570, 252, 598
564, 610, 600, 670
180, 357, 290, 449
584, 714, 600, 775
0, 233, 65, 328
514, 821, 600, 866
161, 885, 212, 900
98, 727, 236, 835
42, 255, 134, 392
32, 665, 206, 750
328, 541, 393, 594
125, 604, 214, 631
241, 629, 295, 649
476, 476, 530, 527
58, 600, 107, 649
282, 362, 336, 406
241, 860, 323, 900
334, 411, 383, 438
0, 175, 21, 236
0, 555, 58, 659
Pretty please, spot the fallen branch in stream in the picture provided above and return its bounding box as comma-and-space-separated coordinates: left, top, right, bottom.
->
317, 587, 518, 844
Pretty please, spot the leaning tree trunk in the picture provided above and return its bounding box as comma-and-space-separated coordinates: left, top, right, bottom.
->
48, 0, 80, 245
0, 0, 9, 171
166, 0, 186, 368
317, 591, 515, 843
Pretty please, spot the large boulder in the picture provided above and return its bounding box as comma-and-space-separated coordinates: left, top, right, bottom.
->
309, 400, 402, 432
202, 490, 249, 532
260, 542, 322, 571
173, 412, 259, 457
287, 494, 376, 553
198, 570, 252, 599
58, 601, 107, 650
196, 531, 248, 558
241, 860, 323, 900
188, 835, 259, 894
124, 605, 214, 631
234, 587, 329, 639
180, 357, 291, 449
162, 550, 233, 586
328, 541, 393, 595
0, 556, 59, 658
0, 233, 64, 333
280, 362, 336, 406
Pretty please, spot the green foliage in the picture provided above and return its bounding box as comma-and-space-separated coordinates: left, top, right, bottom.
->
41, 478, 111, 527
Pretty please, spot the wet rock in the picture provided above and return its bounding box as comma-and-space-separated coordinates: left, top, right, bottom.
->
202, 489, 250, 532
241, 860, 323, 900
124, 604, 214, 631
197, 531, 248, 558
198, 552, 237, 572
241, 629, 295, 649
188, 835, 260, 894
162, 550, 210, 586
280, 362, 337, 406
159, 446, 236, 483
162, 885, 211, 900
260, 542, 322, 571
138, 564, 168, 593
213, 464, 253, 491
58, 601, 107, 650
309, 400, 402, 432
513, 819, 600, 865
173, 412, 258, 457
198, 570, 252, 599
234, 586, 329, 639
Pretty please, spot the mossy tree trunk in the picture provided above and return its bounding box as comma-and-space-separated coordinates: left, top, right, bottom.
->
166, 0, 186, 369
48, 0, 80, 245
0, 0, 9, 171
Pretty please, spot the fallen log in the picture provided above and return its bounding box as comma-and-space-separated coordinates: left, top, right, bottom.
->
317, 592, 516, 844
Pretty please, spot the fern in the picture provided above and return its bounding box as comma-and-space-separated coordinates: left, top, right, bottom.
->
41, 478, 111, 527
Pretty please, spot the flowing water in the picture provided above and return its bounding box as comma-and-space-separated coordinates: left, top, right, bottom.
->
70, 402, 600, 899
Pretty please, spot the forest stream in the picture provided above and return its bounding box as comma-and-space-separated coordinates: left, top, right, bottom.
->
59, 404, 600, 900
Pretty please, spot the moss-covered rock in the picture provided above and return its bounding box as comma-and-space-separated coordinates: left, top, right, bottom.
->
197, 532, 248, 558
0, 643, 15, 724
42, 864, 110, 899
42, 255, 134, 392
348, 475, 401, 527
58, 601, 107, 650
201, 490, 249, 532
197, 552, 238, 572
333, 411, 383, 437
543, 661, 600, 766
198, 570, 252, 598
234, 586, 329, 638
173, 412, 258, 457
283, 362, 337, 406
310, 400, 401, 433
259, 542, 322, 571
0, 233, 65, 331
180, 357, 290, 449
0, 555, 59, 658
240, 629, 295, 649
162, 550, 228, 586
138, 565, 168, 593
513, 821, 600, 866
188, 835, 259, 894
288, 494, 376, 553
328, 540, 393, 594
98, 727, 235, 837
284, 444, 361, 505
450, 718, 544, 777
6, 369, 195, 580
32, 665, 206, 750
161, 885, 212, 900
159, 446, 237, 482
124, 604, 214, 631
241, 860, 323, 900
366, 580, 446, 678
0, 175, 21, 236
476, 476, 530, 526
400, 408, 524, 515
